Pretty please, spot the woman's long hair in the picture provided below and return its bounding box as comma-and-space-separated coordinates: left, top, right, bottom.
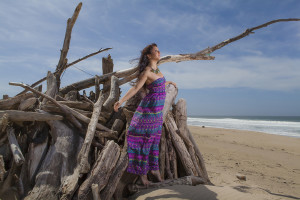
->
131, 43, 157, 87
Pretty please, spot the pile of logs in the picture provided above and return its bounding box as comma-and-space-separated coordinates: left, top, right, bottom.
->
1, 2, 298, 200
0, 53, 211, 200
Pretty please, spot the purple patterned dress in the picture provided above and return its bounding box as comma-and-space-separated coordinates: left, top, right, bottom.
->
127, 76, 166, 175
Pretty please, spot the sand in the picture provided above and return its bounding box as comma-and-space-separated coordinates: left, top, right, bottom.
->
130, 126, 300, 200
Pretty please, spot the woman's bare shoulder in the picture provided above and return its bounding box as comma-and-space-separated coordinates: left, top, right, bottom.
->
142, 67, 152, 76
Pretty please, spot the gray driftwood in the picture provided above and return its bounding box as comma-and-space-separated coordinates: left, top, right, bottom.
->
0, 93, 34, 110
165, 112, 197, 176
174, 99, 210, 182
0, 110, 63, 122
78, 92, 105, 174
7, 127, 25, 166
100, 148, 128, 200
24, 120, 83, 200
162, 84, 178, 122
103, 75, 120, 112
18, 97, 37, 111
77, 140, 120, 200
102, 55, 114, 102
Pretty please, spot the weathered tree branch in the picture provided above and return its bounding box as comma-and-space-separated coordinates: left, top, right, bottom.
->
0, 110, 63, 122
55, 2, 82, 87
16, 48, 112, 96
100, 149, 128, 200
68, 48, 112, 69
174, 99, 210, 183
197, 18, 300, 56
103, 76, 120, 112
59, 66, 138, 95
42, 71, 58, 104
165, 112, 197, 176
158, 18, 300, 65
18, 97, 37, 111
77, 141, 120, 200
78, 91, 105, 174
162, 84, 178, 122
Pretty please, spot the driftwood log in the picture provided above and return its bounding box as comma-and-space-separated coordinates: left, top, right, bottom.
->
174, 99, 211, 183
77, 140, 120, 200
0, 110, 63, 122
7, 127, 25, 166
78, 92, 105, 174
1, 2, 299, 200
165, 112, 197, 176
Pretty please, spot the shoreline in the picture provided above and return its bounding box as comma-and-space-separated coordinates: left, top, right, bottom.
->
188, 124, 300, 138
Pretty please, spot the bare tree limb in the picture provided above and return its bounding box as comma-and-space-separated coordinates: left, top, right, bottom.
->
67, 48, 112, 68
95, 76, 101, 102
55, 2, 82, 87
59, 67, 138, 95
193, 18, 300, 57
16, 48, 112, 96
103, 76, 120, 112
159, 18, 300, 65
83, 94, 95, 106
78, 91, 105, 174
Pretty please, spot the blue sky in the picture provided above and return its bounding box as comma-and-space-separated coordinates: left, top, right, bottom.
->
0, 0, 299, 116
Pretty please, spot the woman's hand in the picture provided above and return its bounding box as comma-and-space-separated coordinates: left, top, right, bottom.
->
166, 81, 177, 88
114, 101, 122, 112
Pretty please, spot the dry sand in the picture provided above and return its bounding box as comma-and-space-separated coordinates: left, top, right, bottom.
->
130, 126, 300, 200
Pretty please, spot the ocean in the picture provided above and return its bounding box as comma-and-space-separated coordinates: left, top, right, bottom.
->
187, 116, 300, 138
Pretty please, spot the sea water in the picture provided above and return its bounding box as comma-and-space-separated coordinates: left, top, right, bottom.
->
187, 116, 300, 138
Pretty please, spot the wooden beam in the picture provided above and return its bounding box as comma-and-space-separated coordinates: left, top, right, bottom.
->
0, 110, 63, 122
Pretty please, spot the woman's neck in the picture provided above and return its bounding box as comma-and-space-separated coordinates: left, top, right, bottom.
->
149, 60, 158, 70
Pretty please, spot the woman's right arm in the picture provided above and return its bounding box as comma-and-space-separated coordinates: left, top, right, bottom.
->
114, 71, 148, 112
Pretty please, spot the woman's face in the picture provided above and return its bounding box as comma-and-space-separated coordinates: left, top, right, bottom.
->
148, 46, 160, 61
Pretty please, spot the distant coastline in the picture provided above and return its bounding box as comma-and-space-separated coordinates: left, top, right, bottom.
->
187, 116, 300, 138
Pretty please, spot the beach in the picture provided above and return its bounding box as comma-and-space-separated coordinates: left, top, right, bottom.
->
130, 126, 300, 200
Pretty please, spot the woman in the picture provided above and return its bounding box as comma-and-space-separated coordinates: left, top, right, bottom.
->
114, 43, 176, 186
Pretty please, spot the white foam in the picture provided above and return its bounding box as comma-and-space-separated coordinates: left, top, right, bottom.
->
187, 117, 300, 138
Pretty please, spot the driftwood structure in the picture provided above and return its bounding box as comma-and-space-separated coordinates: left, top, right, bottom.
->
0, 2, 299, 200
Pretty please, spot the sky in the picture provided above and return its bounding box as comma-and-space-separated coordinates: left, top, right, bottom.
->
0, 0, 300, 116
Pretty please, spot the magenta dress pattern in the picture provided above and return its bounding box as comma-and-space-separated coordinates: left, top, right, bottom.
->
127, 76, 166, 175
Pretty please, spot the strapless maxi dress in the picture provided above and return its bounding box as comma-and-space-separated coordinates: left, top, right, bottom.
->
127, 76, 166, 175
